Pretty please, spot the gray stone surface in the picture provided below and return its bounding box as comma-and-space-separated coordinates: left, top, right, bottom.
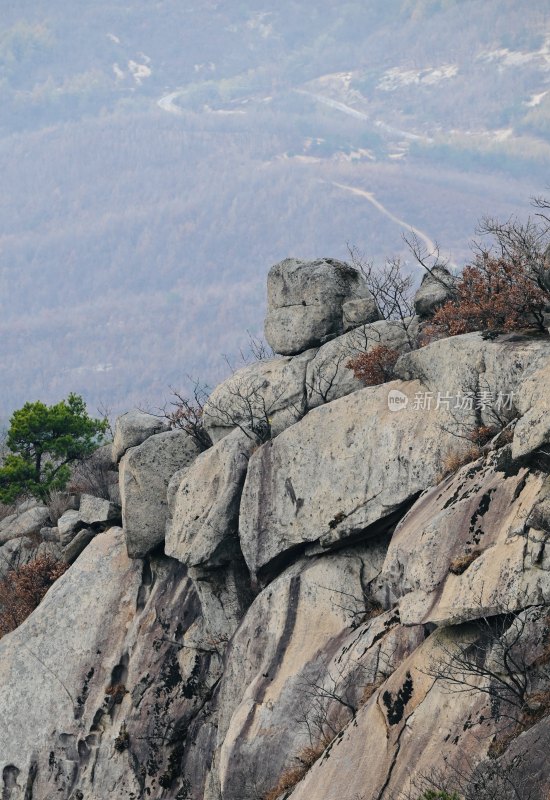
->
203, 351, 316, 443
0, 528, 221, 800
57, 509, 81, 545
62, 527, 97, 564
306, 317, 418, 410
112, 409, 169, 463
342, 295, 381, 331
240, 377, 477, 581
166, 428, 258, 568
375, 447, 550, 625
78, 493, 119, 525
120, 429, 201, 557
264, 257, 375, 355
0, 505, 51, 544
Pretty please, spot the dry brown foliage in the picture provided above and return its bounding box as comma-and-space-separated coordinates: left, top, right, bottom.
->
449, 550, 483, 575
346, 345, 401, 386
440, 446, 481, 479
0, 554, 68, 637
263, 738, 331, 800
425, 255, 549, 338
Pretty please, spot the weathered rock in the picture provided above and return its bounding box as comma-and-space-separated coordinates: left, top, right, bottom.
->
287, 627, 500, 800
57, 509, 81, 545
512, 358, 550, 459
306, 317, 418, 410
120, 429, 201, 558
166, 429, 259, 569
216, 543, 422, 800
203, 351, 316, 444
240, 378, 478, 581
0, 504, 51, 544
40, 526, 59, 542
395, 331, 550, 430
78, 493, 120, 526
414, 265, 456, 317
0, 527, 222, 800
375, 447, 550, 625
342, 295, 380, 331
0, 536, 63, 580
112, 409, 169, 463
264, 258, 375, 355
62, 527, 97, 563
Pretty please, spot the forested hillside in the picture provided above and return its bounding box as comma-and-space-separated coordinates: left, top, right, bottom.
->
1, 0, 549, 417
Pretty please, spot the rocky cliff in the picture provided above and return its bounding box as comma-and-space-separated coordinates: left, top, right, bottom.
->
0, 257, 549, 800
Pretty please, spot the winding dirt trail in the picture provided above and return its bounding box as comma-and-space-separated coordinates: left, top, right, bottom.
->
331, 181, 437, 254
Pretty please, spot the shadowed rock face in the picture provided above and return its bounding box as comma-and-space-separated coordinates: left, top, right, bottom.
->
264, 258, 377, 355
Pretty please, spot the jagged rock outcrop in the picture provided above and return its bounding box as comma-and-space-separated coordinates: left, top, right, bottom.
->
215, 543, 424, 800
0, 527, 222, 800
2, 263, 550, 800
120, 429, 201, 558
264, 258, 378, 355
112, 409, 169, 462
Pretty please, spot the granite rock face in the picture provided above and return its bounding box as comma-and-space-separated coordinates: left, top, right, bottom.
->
264, 258, 376, 355
305, 317, 418, 410
239, 377, 477, 581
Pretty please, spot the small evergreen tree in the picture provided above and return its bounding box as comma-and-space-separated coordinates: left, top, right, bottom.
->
0, 394, 107, 503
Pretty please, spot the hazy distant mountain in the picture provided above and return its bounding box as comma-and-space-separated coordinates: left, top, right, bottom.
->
1, 0, 549, 418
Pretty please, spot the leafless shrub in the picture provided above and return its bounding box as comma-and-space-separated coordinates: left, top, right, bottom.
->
426, 607, 550, 744
68, 445, 116, 501
150, 380, 213, 451
347, 344, 401, 386
348, 246, 418, 348
45, 491, 75, 525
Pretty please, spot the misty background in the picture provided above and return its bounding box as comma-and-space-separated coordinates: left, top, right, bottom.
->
1, 0, 549, 421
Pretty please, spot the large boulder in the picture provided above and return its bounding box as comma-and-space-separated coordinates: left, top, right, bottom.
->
375, 446, 550, 625
306, 317, 418, 410
239, 378, 477, 582
112, 409, 169, 463
120, 429, 201, 558
285, 627, 506, 800
0, 504, 51, 545
166, 428, 258, 569
264, 258, 377, 355
414, 265, 456, 318
203, 351, 316, 444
